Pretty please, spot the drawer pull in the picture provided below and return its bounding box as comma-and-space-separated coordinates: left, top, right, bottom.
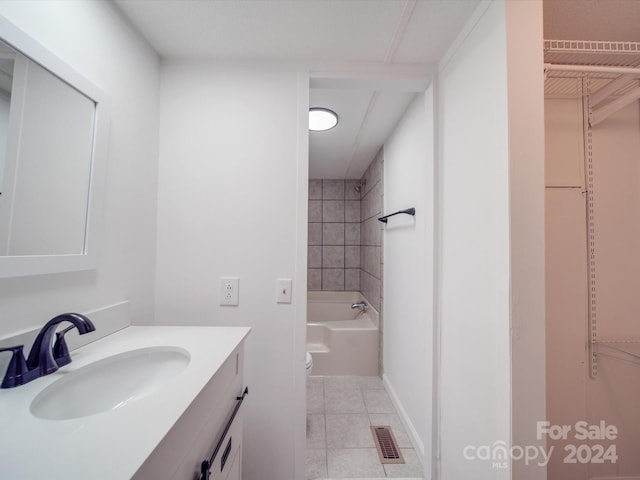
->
200, 386, 248, 480
221, 437, 232, 472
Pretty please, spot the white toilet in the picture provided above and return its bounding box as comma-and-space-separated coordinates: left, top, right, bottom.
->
306, 352, 313, 376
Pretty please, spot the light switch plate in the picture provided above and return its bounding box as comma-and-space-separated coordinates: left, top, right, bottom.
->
276, 278, 292, 304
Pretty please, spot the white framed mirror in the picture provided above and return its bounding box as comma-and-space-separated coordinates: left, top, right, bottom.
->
0, 15, 110, 278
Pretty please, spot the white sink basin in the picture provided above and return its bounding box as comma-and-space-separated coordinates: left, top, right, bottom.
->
30, 346, 190, 420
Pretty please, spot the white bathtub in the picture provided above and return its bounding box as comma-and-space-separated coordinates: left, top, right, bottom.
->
306, 291, 379, 376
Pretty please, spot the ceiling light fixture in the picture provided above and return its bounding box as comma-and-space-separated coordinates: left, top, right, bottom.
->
309, 107, 338, 131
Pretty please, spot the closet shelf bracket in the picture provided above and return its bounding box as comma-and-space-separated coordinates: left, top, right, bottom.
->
591, 86, 640, 126
596, 342, 640, 369
590, 74, 639, 106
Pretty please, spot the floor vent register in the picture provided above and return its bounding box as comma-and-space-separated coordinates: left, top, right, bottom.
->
371, 426, 404, 464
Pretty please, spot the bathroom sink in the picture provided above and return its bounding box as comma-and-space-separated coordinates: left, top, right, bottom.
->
30, 346, 190, 420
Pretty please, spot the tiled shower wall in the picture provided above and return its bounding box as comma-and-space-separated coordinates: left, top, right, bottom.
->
360, 149, 384, 373
308, 179, 362, 291
307, 149, 384, 372
307, 149, 384, 312
359, 149, 383, 314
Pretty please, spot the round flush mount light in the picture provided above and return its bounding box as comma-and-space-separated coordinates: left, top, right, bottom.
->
309, 107, 338, 131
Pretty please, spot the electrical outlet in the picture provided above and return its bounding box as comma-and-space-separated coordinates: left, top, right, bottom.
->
220, 277, 239, 306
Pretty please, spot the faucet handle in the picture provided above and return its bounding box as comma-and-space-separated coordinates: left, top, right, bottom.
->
0, 346, 38, 389
52, 325, 75, 367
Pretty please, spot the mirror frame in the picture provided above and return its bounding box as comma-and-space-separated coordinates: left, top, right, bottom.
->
0, 15, 110, 278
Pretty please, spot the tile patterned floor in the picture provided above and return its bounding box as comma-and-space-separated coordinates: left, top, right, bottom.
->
306, 376, 424, 480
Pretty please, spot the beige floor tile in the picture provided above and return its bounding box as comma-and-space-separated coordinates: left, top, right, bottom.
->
307, 414, 326, 449
307, 376, 324, 390
307, 376, 424, 479
362, 388, 395, 413
324, 376, 361, 392
306, 448, 327, 480
326, 414, 375, 448
307, 379, 325, 414
383, 449, 424, 478
325, 387, 366, 414
357, 376, 385, 390
327, 448, 386, 478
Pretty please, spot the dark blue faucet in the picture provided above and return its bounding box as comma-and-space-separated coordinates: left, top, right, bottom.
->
0, 313, 95, 388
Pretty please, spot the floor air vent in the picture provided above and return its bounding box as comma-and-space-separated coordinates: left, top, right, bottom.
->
371, 426, 404, 464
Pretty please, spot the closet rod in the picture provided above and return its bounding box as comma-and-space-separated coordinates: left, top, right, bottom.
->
544, 63, 640, 76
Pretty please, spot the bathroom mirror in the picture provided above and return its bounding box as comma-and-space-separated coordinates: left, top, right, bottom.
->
0, 16, 109, 278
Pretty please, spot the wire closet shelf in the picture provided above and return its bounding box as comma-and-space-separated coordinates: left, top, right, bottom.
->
544, 39, 640, 378
544, 39, 640, 105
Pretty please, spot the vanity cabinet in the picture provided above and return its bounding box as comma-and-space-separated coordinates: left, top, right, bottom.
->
134, 343, 247, 480
0, 326, 251, 479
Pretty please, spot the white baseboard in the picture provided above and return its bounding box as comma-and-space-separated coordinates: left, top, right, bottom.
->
382, 372, 426, 460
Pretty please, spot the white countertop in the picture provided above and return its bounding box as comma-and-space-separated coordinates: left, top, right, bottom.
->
0, 326, 251, 479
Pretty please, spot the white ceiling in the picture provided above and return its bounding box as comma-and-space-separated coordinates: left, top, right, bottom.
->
114, 0, 480, 178
115, 0, 639, 179
115, 0, 480, 64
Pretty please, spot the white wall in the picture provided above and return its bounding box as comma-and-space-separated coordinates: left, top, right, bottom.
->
504, 1, 546, 479
382, 88, 434, 475
155, 62, 308, 480
0, 3, 159, 333
437, 1, 512, 477
435, 2, 546, 478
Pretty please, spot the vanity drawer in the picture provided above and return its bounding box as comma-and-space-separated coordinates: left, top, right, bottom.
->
207, 409, 242, 480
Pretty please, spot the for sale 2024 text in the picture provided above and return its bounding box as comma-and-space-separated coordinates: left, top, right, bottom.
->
537, 421, 618, 464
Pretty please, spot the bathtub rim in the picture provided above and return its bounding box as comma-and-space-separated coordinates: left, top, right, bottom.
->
307, 291, 379, 327
308, 291, 364, 304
